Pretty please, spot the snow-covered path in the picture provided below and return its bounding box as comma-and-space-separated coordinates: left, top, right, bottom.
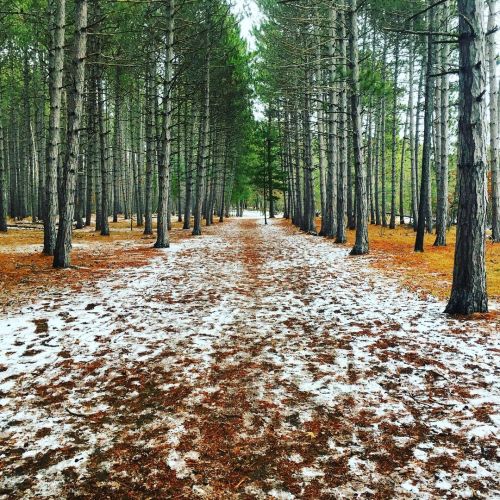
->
0, 218, 499, 499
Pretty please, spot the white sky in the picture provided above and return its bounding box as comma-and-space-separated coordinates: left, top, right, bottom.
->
232, 0, 263, 51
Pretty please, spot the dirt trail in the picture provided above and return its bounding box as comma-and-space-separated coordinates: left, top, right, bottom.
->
0, 218, 498, 499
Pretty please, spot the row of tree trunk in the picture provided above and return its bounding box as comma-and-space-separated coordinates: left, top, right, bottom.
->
257, 0, 496, 314
0, 0, 252, 268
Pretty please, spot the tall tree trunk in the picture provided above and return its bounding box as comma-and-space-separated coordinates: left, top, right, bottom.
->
380, 37, 388, 227
132, 100, 144, 227
144, 59, 154, 235
267, 111, 275, 219
0, 86, 6, 232
336, 7, 348, 243
488, 0, 500, 241
98, 76, 110, 236
399, 107, 409, 226
375, 103, 381, 225
43, 0, 65, 254
155, 0, 175, 247
30, 121, 39, 223
293, 109, 303, 228
389, 38, 399, 229
113, 67, 122, 223
409, 38, 418, 230
219, 146, 228, 223
183, 102, 195, 229
85, 107, 92, 227
176, 97, 183, 223
302, 66, 315, 234
446, 0, 488, 314
349, 0, 368, 255
415, 1, 435, 252
434, 0, 450, 246
53, 0, 87, 268
316, 30, 327, 233
368, 33, 377, 225
414, 55, 425, 224
75, 153, 85, 228
324, 7, 337, 237
36, 66, 47, 223
192, 50, 210, 236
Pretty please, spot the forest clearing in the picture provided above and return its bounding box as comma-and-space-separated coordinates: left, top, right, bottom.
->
1, 0, 500, 497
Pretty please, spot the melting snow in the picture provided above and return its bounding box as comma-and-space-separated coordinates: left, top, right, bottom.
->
0, 217, 498, 498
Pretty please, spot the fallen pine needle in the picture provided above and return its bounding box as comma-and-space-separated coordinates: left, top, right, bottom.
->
234, 477, 247, 489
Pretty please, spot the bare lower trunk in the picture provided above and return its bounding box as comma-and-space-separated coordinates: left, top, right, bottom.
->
375, 104, 381, 225
336, 8, 348, 243
183, 104, 196, 229
112, 67, 122, 224
400, 109, 409, 226
53, 0, 87, 268
414, 56, 425, 230
349, 0, 368, 256
98, 76, 109, 236
192, 49, 210, 237
0, 100, 6, 232
323, 7, 337, 237
488, 0, 500, 242
301, 66, 316, 234
144, 59, 154, 235
380, 38, 388, 228
434, 0, 450, 246
446, 0, 488, 314
415, 1, 435, 253
155, 0, 175, 248
75, 154, 84, 229
43, 0, 65, 254
389, 39, 399, 229
409, 38, 418, 230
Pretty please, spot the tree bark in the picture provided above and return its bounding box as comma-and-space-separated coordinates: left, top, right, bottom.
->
0, 86, 6, 232
112, 67, 122, 223
43, 0, 65, 254
98, 76, 110, 236
409, 38, 418, 230
488, 0, 500, 241
193, 49, 210, 236
144, 59, 155, 235
336, 6, 348, 243
380, 37, 388, 228
389, 38, 399, 229
349, 0, 369, 255
155, 0, 175, 248
415, 1, 435, 252
446, 0, 488, 314
324, 6, 337, 237
301, 66, 316, 234
434, 0, 450, 246
53, 0, 87, 268
183, 102, 196, 230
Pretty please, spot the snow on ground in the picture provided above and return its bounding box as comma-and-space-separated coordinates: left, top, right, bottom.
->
0, 217, 498, 498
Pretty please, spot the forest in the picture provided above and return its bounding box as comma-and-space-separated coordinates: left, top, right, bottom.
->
0, 0, 499, 498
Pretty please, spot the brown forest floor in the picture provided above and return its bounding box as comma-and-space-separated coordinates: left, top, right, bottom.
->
0, 218, 193, 311
0, 215, 499, 498
314, 218, 500, 305
1, 217, 499, 313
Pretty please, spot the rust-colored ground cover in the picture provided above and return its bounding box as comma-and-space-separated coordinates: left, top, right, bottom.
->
312, 218, 500, 303
0, 217, 194, 312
